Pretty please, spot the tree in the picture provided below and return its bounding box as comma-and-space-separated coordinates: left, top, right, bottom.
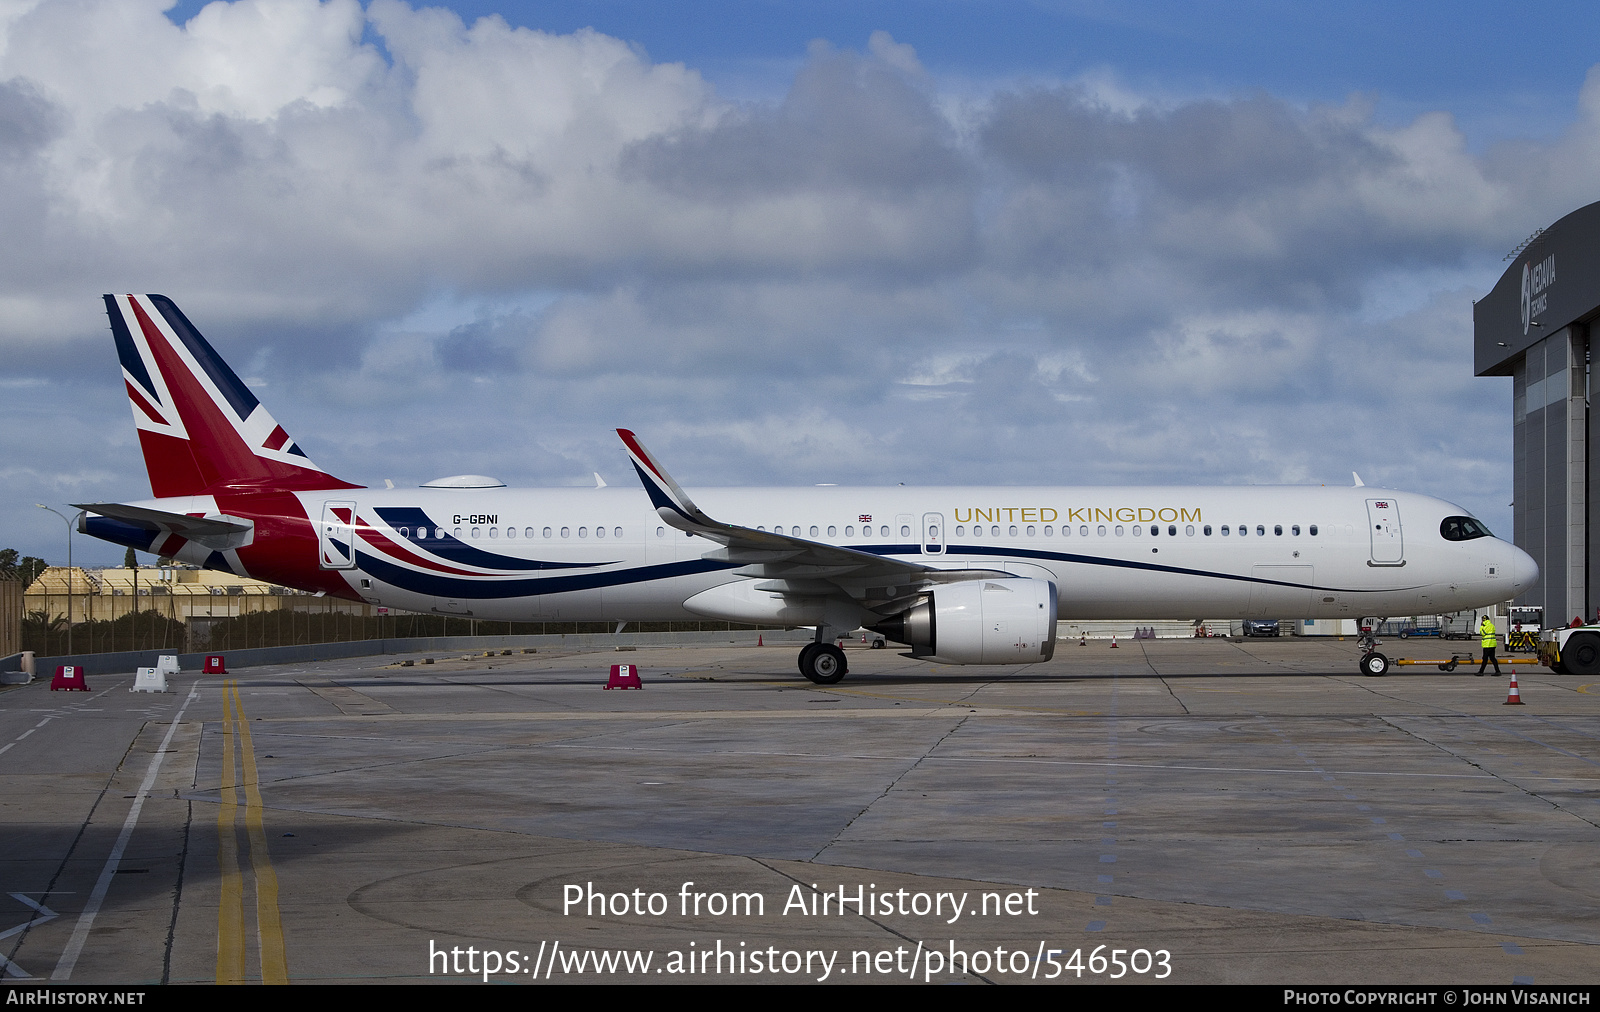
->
19, 557, 45, 586
124, 546, 137, 569
0, 549, 47, 587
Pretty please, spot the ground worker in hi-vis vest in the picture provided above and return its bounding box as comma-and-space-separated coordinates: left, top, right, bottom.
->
1477, 615, 1502, 675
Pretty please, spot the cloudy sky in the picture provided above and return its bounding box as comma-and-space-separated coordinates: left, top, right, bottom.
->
4, 0, 1596, 564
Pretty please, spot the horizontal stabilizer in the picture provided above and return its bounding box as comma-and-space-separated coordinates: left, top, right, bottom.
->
73, 502, 249, 535
73, 502, 253, 546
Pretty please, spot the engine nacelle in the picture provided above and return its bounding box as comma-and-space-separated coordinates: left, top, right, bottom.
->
871, 578, 1057, 664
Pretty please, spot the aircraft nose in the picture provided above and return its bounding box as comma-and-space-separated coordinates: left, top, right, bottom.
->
1508, 543, 1539, 596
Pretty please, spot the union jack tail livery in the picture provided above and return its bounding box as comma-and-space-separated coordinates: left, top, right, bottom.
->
104, 294, 359, 496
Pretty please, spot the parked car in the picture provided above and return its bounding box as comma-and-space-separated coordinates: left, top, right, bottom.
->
1242, 620, 1280, 637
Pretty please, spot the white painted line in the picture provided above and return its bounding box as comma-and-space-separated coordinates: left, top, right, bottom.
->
0, 893, 59, 980
51, 686, 200, 981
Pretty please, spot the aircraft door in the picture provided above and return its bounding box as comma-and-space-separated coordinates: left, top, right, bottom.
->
1366, 499, 1404, 565
319, 501, 358, 570
922, 513, 945, 555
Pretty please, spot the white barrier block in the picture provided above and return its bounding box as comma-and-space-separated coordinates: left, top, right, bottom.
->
157, 654, 181, 675
132, 667, 169, 693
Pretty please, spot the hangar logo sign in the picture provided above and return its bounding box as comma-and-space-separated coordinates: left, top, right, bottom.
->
1522, 253, 1556, 335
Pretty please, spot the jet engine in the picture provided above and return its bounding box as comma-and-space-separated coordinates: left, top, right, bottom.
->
870, 578, 1057, 664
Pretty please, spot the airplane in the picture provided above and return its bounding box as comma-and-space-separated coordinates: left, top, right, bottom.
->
73, 294, 1539, 683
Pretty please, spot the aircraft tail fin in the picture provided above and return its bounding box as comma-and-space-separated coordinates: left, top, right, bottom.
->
104, 294, 361, 497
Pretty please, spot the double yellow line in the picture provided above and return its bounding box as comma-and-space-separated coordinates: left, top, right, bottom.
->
216, 679, 288, 984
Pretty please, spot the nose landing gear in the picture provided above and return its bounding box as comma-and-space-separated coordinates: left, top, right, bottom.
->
1357, 618, 1389, 676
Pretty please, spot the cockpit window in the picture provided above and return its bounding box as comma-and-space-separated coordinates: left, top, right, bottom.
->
1440, 516, 1492, 541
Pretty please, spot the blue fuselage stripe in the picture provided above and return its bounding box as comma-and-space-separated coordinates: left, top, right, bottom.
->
356, 551, 736, 599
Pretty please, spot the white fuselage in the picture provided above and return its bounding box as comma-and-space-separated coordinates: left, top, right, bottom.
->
146, 483, 1536, 624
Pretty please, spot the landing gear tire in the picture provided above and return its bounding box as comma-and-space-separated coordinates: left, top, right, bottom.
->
801, 643, 847, 684
1360, 652, 1390, 677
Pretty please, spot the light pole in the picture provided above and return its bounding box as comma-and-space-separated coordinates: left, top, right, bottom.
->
36, 505, 82, 656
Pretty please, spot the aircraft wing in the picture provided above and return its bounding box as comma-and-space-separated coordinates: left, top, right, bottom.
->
617, 430, 1003, 613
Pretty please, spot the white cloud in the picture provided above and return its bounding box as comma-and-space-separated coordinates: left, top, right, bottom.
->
0, 0, 1578, 560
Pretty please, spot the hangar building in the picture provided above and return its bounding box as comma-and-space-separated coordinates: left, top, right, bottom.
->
1475, 200, 1600, 626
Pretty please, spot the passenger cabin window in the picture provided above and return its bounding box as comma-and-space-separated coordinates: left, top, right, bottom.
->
1440, 516, 1493, 541
1204, 525, 1212, 535
1256, 525, 1265, 536
1274, 525, 1282, 536
1291, 525, 1300, 536
1309, 525, 1318, 536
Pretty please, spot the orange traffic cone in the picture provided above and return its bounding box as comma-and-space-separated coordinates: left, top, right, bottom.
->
1504, 673, 1525, 705
1110, 635, 1118, 649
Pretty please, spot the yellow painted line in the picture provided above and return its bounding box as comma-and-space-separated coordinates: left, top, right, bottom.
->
232, 682, 289, 985
1578, 684, 1596, 695
216, 682, 245, 985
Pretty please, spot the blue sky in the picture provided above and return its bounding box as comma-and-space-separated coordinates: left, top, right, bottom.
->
3, 0, 1595, 564
169, 0, 1597, 142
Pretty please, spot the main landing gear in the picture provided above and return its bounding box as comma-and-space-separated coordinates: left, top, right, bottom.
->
798, 642, 848, 684
1357, 618, 1390, 676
